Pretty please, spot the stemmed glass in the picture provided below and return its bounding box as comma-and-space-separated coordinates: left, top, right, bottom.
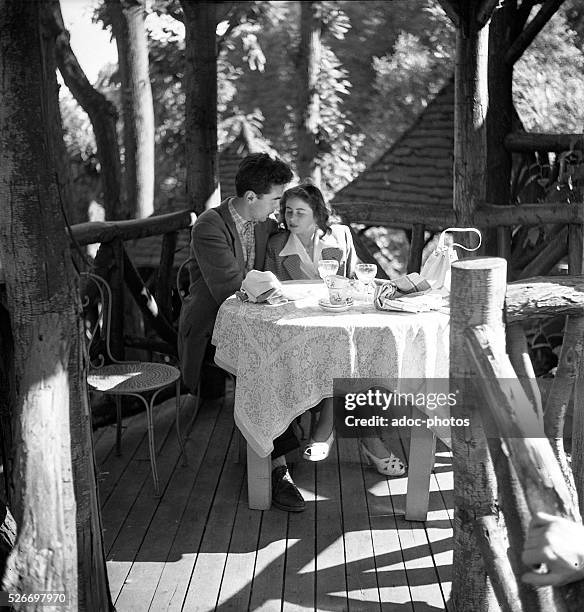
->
317, 259, 339, 281
355, 263, 378, 301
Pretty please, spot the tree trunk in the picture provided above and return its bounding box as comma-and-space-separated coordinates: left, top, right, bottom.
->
50, 0, 124, 221
0, 2, 111, 608
296, 1, 322, 186
0, 2, 78, 605
107, 0, 155, 219
180, 0, 220, 213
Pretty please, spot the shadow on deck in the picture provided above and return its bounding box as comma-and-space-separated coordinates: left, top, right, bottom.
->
94, 385, 453, 612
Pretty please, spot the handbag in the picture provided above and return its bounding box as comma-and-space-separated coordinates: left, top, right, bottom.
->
420, 227, 482, 293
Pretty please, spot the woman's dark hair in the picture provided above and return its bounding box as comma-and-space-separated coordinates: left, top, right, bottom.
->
279, 183, 332, 236
235, 153, 293, 197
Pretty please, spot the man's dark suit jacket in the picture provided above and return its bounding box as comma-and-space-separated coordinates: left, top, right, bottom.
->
178, 198, 277, 393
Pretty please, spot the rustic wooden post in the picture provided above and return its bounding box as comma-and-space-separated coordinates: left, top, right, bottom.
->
485, 0, 514, 258
544, 315, 583, 502
573, 355, 584, 520
466, 324, 584, 611
568, 224, 584, 274
406, 223, 425, 273
156, 230, 177, 323
109, 237, 125, 361
453, 1, 489, 233
450, 256, 506, 611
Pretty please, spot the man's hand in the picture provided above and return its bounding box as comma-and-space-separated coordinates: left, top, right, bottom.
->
521, 512, 584, 587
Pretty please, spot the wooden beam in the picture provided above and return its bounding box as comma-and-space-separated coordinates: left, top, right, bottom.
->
333, 201, 457, 229
506, 0, 566, 65
335, 201, 584, 230
476, 202, 584, 226
505, 131, 584, 152
518, 225, 568, 278
70, 209, 196, 246
437, 0, 461, 28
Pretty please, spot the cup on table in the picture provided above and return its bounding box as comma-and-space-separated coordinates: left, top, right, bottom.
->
325, 274, 352, 305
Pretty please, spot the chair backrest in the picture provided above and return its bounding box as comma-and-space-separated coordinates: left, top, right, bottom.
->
80, 272, 119, 367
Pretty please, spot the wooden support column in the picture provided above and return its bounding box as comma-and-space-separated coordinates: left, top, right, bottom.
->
485, 0, 515, 257
453, 1, 489, 234
450, 257, 507, 612
407, 223, 425, 273
110, 237, 125, 361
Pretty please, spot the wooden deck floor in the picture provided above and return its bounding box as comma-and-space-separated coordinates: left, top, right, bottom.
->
94, 387, 453, 612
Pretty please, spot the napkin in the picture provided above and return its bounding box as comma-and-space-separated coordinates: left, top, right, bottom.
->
238, 270, 287, 304
375, 272, 430, 301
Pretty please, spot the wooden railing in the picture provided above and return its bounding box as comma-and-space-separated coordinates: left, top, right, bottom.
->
70, 210, 196, 360
335, 199, 584, 279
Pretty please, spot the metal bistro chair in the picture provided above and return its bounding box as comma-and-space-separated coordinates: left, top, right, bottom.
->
82, 272, 186, 496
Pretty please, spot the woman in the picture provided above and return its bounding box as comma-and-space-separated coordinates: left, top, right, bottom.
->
265, 183, 405, 476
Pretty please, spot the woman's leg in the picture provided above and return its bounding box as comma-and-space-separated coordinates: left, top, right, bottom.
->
310, 397, 334, 442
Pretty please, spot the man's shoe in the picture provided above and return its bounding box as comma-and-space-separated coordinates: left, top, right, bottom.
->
271, 466, 305, 512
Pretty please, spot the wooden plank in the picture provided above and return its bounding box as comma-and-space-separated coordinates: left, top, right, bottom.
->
146, 397, 235, 610
101, 406, 176, 556
362, 453, 413, 611
215, 479, 263, 610
282, 457, 316, 612
314, 441, 347, 612
337, 437, 382, 610
426, 451, 454, 609
108, 397, 221, 610
247, 495, 289, 611
387, 476, 448, 611
107, 399, 194, 602
96, 415, 148, 508
181, 438, 246, 611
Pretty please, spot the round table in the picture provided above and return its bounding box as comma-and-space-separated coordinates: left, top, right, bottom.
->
212, 280, 450, 458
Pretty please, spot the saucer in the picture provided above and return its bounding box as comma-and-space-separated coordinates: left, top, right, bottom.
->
318, 298, 353, 312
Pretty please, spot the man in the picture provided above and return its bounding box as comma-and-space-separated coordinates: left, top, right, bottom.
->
522, 511, 584, 587
178, 153, 305, 512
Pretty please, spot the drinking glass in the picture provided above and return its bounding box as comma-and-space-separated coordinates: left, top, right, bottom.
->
318, 259, 339, 281
355, 263, 378, 300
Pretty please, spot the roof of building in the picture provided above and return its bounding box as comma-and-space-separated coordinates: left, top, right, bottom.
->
331, 78, 454, 210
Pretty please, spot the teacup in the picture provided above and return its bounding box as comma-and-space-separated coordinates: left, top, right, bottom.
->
325, 275, 351, 305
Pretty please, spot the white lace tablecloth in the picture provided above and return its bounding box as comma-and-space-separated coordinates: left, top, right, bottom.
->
212, 281, 450, 457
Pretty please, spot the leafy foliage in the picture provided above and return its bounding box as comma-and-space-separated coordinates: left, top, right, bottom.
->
59, 0, 584, 223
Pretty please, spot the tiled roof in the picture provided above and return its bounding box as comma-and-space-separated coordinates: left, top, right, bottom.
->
125, 122, 271, 269
332, 78, 454, 210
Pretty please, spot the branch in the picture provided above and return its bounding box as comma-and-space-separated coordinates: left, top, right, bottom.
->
477, 0, 503, 28
473, 516, 523, 612
437, 0, 461, 28
506, 0, 566, 65
515, 0, 538, 33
